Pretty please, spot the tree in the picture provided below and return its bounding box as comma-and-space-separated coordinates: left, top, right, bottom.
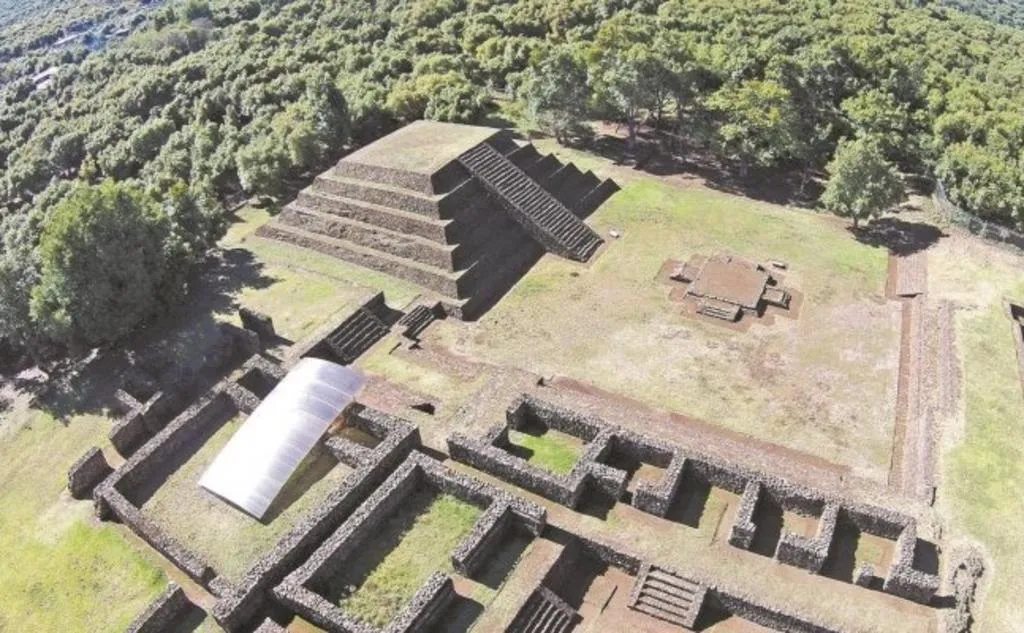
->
0, 215, 40, 348
522, 45, 591, 144
587, 12, 664, 153
236, 131, 292, 198
30, 181, 172, 346
706, 79, 802, 176
936, 142, 1024, 226
821, 137, 905, 228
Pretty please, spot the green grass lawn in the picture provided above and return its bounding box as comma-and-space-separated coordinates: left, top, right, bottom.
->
507, 429, 582, 475
222, 206, 420, 341
334, 491, 481, 627
142, 415, 353, 582
925, 235, 1024, 633
0, 404, 166, 632
434, 176, 898, 479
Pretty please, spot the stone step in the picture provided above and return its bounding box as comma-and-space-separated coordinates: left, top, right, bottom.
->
458, 145, 602, 261
646, 568, 700, 592
255, 223, 463, 299
634, 600, 690, 627
313, 173, 440, 217
637, 589, 692, 616
397, 305, 436, 339
279, 205, 458, 270
640, 578, 696, 602
324, 309, 389, 363
295, 189, 453, 243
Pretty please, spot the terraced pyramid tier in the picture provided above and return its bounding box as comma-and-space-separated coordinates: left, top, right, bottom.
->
258, 121, 619, 319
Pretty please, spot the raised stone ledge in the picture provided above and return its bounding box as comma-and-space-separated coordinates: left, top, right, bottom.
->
775, 502, 839, 573
98, 486, 220, 588
102, 389, 237, 503
713, 590, 843, 633
883, 523, 941, 604
451, 502, 513, 577
124, 583, 192, 633
729, 481, 760, 550
451, 394, 941, 600
68, 446, 112, 500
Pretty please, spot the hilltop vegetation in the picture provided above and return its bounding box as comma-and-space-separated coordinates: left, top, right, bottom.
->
3, 0, 1024, 352
938, 0, 1024, 28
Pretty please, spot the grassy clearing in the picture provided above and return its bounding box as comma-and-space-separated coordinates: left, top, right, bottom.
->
507, 429, 582, 475
929, 236, 1024, 633
0, 404, 166, 632
435, 177, 897, 478
143, 415, 353, 582
336, 491, 481, 627
219, 206, 420, 342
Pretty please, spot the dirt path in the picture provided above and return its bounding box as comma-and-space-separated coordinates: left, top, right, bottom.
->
887, 250, 954, 503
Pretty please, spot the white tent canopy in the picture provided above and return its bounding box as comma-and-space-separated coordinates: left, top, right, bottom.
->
199, 357, 366, 519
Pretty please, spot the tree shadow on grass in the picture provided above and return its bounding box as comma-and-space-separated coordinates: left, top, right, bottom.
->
587, 129, 824, 208
848, 217, 946, 256
36, 248, 274, 423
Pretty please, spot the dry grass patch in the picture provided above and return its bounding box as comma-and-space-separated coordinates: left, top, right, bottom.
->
434, 178, 898, 479
143, 415, 353, 582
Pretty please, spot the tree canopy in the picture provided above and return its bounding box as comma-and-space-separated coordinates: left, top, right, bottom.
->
4, 0, 1024, 351
821, 137, 906, 228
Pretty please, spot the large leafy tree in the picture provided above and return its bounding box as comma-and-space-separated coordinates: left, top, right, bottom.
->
706, 79, 802, 176
30, 181, 173, 346
522, 45, 591, 144
937, 142, 1024, 226
821, 137, 905, 228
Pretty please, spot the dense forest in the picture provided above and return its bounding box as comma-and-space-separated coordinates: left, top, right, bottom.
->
3, 0, 1024, 353
939, 0, 1024, 28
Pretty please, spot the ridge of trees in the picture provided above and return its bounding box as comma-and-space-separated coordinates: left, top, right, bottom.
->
3, 0, 1024, 351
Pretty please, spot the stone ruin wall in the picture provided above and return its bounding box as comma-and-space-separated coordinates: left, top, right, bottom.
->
448, 393, 942, 606
123, 583, 194, 633
273, 452, 545, 633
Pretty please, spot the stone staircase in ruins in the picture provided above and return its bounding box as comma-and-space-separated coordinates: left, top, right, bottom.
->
396, 304, 438, 340
506, 586, 580, 633
458, 143, 603, 262
627, 563, 707, 629
323, 304, 390, 364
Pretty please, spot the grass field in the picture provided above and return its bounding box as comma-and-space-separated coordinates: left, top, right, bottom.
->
929, 236, 1024, 633
142, 416, 354, 582
221, 207, 420, 342
433, 176, 898, 480
333, 491, 481, 626
0, 400, 165, 632
508, 428, 583, 475
0, 205, 423, 631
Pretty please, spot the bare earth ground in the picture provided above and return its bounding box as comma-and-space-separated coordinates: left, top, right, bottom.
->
431, 173, 900, 483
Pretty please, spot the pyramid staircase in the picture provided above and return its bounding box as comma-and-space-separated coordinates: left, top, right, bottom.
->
257, 129, 618, 319
396, 304, 438, 340
506, 587, 579, 633
627, 564, 707, 629
696, 298, 742, 322
323, 304, 390, 364
457, 143, 603, 261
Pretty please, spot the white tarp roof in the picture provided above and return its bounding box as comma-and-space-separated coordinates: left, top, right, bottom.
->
199, 357, 366, 519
